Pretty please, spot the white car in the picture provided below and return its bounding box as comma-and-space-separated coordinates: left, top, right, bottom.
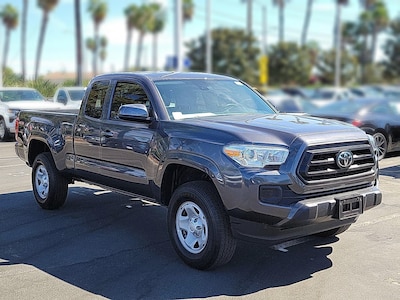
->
53, 87, 86, 109
309, 87, 357, 107
0, 87, 65, 141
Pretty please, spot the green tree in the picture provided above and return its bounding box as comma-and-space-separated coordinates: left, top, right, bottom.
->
88, 0, 107, 76
316, 49, 357, 84
1, 4, 19, 72
186, 28, 259, 85
268, 42, 313, 86
340, 0, 388, 83
382, 15, 400, 81
35, 0, 59, 80
123, 4, 138, 71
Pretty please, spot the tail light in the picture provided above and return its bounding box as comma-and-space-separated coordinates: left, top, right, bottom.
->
352, 119, 362, 127
15, 117, 19, 141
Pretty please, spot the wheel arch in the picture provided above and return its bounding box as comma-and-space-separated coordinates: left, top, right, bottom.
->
28, 139, 51, 166
160, 156, 224, 207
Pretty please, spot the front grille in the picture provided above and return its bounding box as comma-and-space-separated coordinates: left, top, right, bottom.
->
298, 141, 375, 184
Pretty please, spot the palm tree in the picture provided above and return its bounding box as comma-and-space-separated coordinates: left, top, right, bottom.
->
301, 0, 314, 46
272, 0, 288, 43
1, 4, 19, 72
99, 36, 107, 73
21, 0, 28, 82
35, 0, 59, 80
134, 4, 152, 70
334, 0, 349, 87
88, 0, 107, 76
183, 0, 194, 24
148, 3, 166, 71
123, 4, 138, 71
369, 1, 389, 62
74, 0, 83, 85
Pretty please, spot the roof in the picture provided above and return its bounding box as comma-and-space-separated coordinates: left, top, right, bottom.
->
92, 72, 237, 82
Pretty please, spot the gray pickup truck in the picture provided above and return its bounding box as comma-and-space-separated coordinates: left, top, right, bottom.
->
15, 72, 382, 270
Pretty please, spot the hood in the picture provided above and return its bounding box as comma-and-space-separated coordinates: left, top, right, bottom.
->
2, 100, 65, 110
168, 113, 368, 147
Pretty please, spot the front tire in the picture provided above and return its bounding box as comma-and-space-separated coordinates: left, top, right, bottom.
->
32, 153, 68, 209
167, 181, 237, 270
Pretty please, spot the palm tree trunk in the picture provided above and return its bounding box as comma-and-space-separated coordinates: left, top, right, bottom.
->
2, 29, 11, 71
124, 29, 132, 71
152, 33, 158, 71
93, 23, 99, 76
74, 0, 83, 85
21, 0, 28, 82
279, 4, 284, 42
301, 0, 313, 46
34, 11, 49, 80
135, 32, 144, 70
370, 26, 378, 64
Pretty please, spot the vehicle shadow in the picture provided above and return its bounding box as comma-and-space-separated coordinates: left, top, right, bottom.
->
0, 186, 336, 299
380, 165, 400, 179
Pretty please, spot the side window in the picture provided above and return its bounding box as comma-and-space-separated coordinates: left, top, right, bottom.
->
57, 90, 67, 104
85, 80, 110, 119
109, 82, 150, 119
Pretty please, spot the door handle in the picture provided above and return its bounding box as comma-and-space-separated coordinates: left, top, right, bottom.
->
101, 130, 114, 138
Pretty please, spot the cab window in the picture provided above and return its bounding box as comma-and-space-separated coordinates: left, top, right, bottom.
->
85, 80, 110, 119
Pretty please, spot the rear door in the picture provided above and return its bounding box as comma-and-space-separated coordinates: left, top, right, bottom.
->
73, 80, 110, 181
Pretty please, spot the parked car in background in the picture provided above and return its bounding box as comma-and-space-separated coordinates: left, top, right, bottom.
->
269, 96, 317, 113
310, 97, 400, 160
350, 86, 384, 98
53, 87, 86, 109
0, 87, 64, 141
308, 87, 357, 107
281, 87, 314, 99
263, 88, 294, 103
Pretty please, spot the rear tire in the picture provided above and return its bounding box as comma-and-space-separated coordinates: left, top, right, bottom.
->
32, 153, 68, 209
0, 118, 10, 141
167, 181, 237, 270
315, 224, 351, 237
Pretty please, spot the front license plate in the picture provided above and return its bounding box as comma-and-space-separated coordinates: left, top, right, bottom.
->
335, 195, 363, 220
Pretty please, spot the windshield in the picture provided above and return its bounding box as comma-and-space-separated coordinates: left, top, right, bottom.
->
68, 90, 85, 101
154, 79, 276, 120
0, 90, 45, 102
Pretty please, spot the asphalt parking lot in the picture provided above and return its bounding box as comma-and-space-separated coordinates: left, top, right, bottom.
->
1, 141, 399, 300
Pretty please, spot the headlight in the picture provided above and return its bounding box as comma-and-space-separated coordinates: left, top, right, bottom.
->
7, 109, 20, 122
223, 144, 289, 167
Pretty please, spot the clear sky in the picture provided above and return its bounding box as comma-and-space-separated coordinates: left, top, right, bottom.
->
1, 0, 399, 79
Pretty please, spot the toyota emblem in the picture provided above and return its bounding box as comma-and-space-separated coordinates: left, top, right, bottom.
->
336, 150, 354, 169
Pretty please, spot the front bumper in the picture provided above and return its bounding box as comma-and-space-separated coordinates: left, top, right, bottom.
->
229, 186, 382, 241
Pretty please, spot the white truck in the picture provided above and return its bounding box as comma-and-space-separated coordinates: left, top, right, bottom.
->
52, 87, 86, 109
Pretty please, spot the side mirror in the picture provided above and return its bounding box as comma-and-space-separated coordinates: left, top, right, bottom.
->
118, 104, 151, 122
